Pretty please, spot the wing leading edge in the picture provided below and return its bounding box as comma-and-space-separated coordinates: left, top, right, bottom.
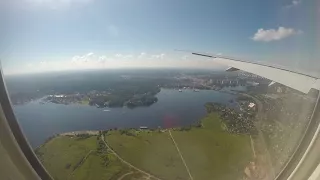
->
189, 52, 320, 94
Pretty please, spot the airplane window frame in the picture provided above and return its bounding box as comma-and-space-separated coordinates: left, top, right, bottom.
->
0, 68, 53, 180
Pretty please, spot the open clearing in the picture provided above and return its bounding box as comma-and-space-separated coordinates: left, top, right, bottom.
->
106, 113, 252, 180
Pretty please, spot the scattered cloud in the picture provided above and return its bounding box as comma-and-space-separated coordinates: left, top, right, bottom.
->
150, 53, 165, 59
87, 52, 94, 56
115, 54, 123, 58
284, 0, 302, 9
98, 56, 107, 63
6, 52, 229, 75
252, 27, 302, 42
71, 52, 97, 63
115, 54, 133, 59
138, 52, 146, 59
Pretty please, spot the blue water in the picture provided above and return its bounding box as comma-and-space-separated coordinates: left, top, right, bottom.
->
13, 89, 238, 148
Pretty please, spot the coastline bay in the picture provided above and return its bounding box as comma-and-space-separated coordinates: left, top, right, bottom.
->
13, 88, 240, 148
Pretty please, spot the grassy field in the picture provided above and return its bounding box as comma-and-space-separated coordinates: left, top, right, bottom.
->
106, 130, 189, 180
171, 113, 252, 180
37, 112, 252, 180
36, 136, 97, 180
70, 151, 130, 180
106, 113, 252, 180
36, 136, 145, 180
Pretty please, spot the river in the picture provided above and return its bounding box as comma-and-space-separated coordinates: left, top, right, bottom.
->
13, 88, 244, 148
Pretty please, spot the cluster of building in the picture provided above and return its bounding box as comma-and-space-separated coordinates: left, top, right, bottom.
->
46, 93, 91, 105
206, 101, 257, 135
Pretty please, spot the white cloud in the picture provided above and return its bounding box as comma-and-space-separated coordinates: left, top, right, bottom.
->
115, 54, 123, 58
138, 52, 146, 59
5, 52, 231, 75
285, 0, 302, 8
115, 54, 133, 59
151, 53, 165, 59
252, 27, 302, 42
97, 56, 107, 63
71, 52, 96, 64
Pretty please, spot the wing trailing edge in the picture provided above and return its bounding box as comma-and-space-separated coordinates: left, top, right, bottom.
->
188, 51, 320, 94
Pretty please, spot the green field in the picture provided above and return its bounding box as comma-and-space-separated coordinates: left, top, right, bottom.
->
37, 112, 252, 180
106, 113, 252, 180
36, 136, 145, 180
171, 113, 252, 180
106, 129, 189, 180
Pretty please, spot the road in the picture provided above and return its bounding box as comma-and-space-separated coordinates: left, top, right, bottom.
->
118, 171, 134, 180
168, 130, 194, 180
101, 135, 162, 180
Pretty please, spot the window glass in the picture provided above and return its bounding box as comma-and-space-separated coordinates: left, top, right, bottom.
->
1, 0, 319, 180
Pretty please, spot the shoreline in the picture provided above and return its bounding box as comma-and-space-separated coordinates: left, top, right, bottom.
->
35, 94, 256, 150
32, 90, 253, 150
15, 87, 246, 107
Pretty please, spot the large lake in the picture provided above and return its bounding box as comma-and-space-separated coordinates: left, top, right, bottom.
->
13, 88, 243, 148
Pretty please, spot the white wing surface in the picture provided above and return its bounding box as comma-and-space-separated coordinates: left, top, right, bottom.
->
190, 52, 320, 94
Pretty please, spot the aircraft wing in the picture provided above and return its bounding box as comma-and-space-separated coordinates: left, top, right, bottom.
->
189, 52, 320, 94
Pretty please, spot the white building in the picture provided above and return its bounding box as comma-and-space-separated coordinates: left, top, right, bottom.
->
248, 102, 256, 108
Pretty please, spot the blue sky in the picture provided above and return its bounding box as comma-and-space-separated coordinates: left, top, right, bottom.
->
0, 0, 319, 74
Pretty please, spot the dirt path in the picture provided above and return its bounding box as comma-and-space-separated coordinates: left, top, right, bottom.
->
118, 171, 134, 180
101, 135, 162, 180
250, 135, 256, 158
168, 130, 194, 180
68, 150, 94, 179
